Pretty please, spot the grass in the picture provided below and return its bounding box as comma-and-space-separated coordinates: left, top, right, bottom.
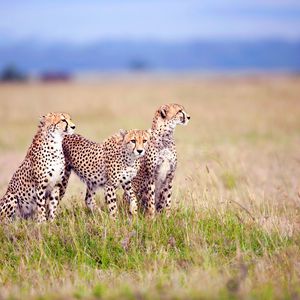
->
221, 172, 237, 190
0, 206, 294, 299
0, 75, 300, 299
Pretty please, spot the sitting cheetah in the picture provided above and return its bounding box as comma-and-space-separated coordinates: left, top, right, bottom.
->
130, 104, 190, 218
0, 113, 76, 222
61, 129, 151, 218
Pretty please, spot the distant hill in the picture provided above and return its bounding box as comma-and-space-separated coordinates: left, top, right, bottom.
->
0, 39, 299, 73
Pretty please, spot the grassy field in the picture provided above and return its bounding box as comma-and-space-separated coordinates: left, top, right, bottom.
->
0, 75, 299, 299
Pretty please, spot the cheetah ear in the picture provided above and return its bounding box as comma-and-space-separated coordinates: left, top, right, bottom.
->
39, 115, 46, 125
119, 129, 128, 139
147, 129, 152, 136
160, 106, 168, 119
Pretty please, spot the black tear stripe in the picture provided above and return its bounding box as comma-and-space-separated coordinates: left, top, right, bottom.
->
61, 119, 69, 132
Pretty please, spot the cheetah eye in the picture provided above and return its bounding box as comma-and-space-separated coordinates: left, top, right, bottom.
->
143, 140, 147, 143
61, 119, 68, 123
131, 139, 136, 144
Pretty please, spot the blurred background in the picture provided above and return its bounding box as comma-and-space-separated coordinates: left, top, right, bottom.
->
0, 0, 299, 80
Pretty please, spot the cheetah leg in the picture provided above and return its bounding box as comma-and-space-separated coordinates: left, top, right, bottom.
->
104, 185, 118, 219
122, 181, 137, 216
0, 194, 18, 221
85, 186, 97, 211
138, 182, 149, 213
122, 192, 130, 206
144, 179, 156, 219
59, 164, 71, 200
156, 173, 174, 217
121, 192, 137, 215
36, 186, 48, 223
48, 186, 60, 222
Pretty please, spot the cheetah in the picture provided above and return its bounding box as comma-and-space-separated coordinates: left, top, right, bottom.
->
129, 104, 190, 218
61, 129, 151, 218
0, 112, 76, 222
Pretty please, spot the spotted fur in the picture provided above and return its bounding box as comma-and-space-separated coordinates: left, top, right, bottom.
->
0, 112, 75, 222
130, 104, 190, 218
61, 129, 151, 218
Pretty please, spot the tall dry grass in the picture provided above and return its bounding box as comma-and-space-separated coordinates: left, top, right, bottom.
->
0, 75, 299, 299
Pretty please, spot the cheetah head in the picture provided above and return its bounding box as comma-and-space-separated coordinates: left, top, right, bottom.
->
39, 112, 76, 135
119, 129, 151, 158
153, 103, 190, 130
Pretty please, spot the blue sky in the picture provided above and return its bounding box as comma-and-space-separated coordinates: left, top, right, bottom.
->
0, 0, 300, 44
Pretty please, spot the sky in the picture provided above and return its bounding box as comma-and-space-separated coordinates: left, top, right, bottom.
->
0, 0, 300, 44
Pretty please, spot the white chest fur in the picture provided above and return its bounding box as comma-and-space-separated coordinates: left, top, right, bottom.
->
44, 133, 65, 189
156, 148, 175, 183
121, 166, 137, 182
48, 159, 64, 188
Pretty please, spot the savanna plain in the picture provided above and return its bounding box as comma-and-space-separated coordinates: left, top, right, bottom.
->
0, 75, 299, 299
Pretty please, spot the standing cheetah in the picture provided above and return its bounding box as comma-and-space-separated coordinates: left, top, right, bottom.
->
61, 129, 151, 218
130, 104, 190, 218
0, 113, 76, 222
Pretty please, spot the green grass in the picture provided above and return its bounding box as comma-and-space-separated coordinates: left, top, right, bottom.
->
221, 172, 237, 190
0, 205, 295, 300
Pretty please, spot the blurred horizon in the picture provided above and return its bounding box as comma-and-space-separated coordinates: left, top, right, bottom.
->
0, 0, 300, 75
